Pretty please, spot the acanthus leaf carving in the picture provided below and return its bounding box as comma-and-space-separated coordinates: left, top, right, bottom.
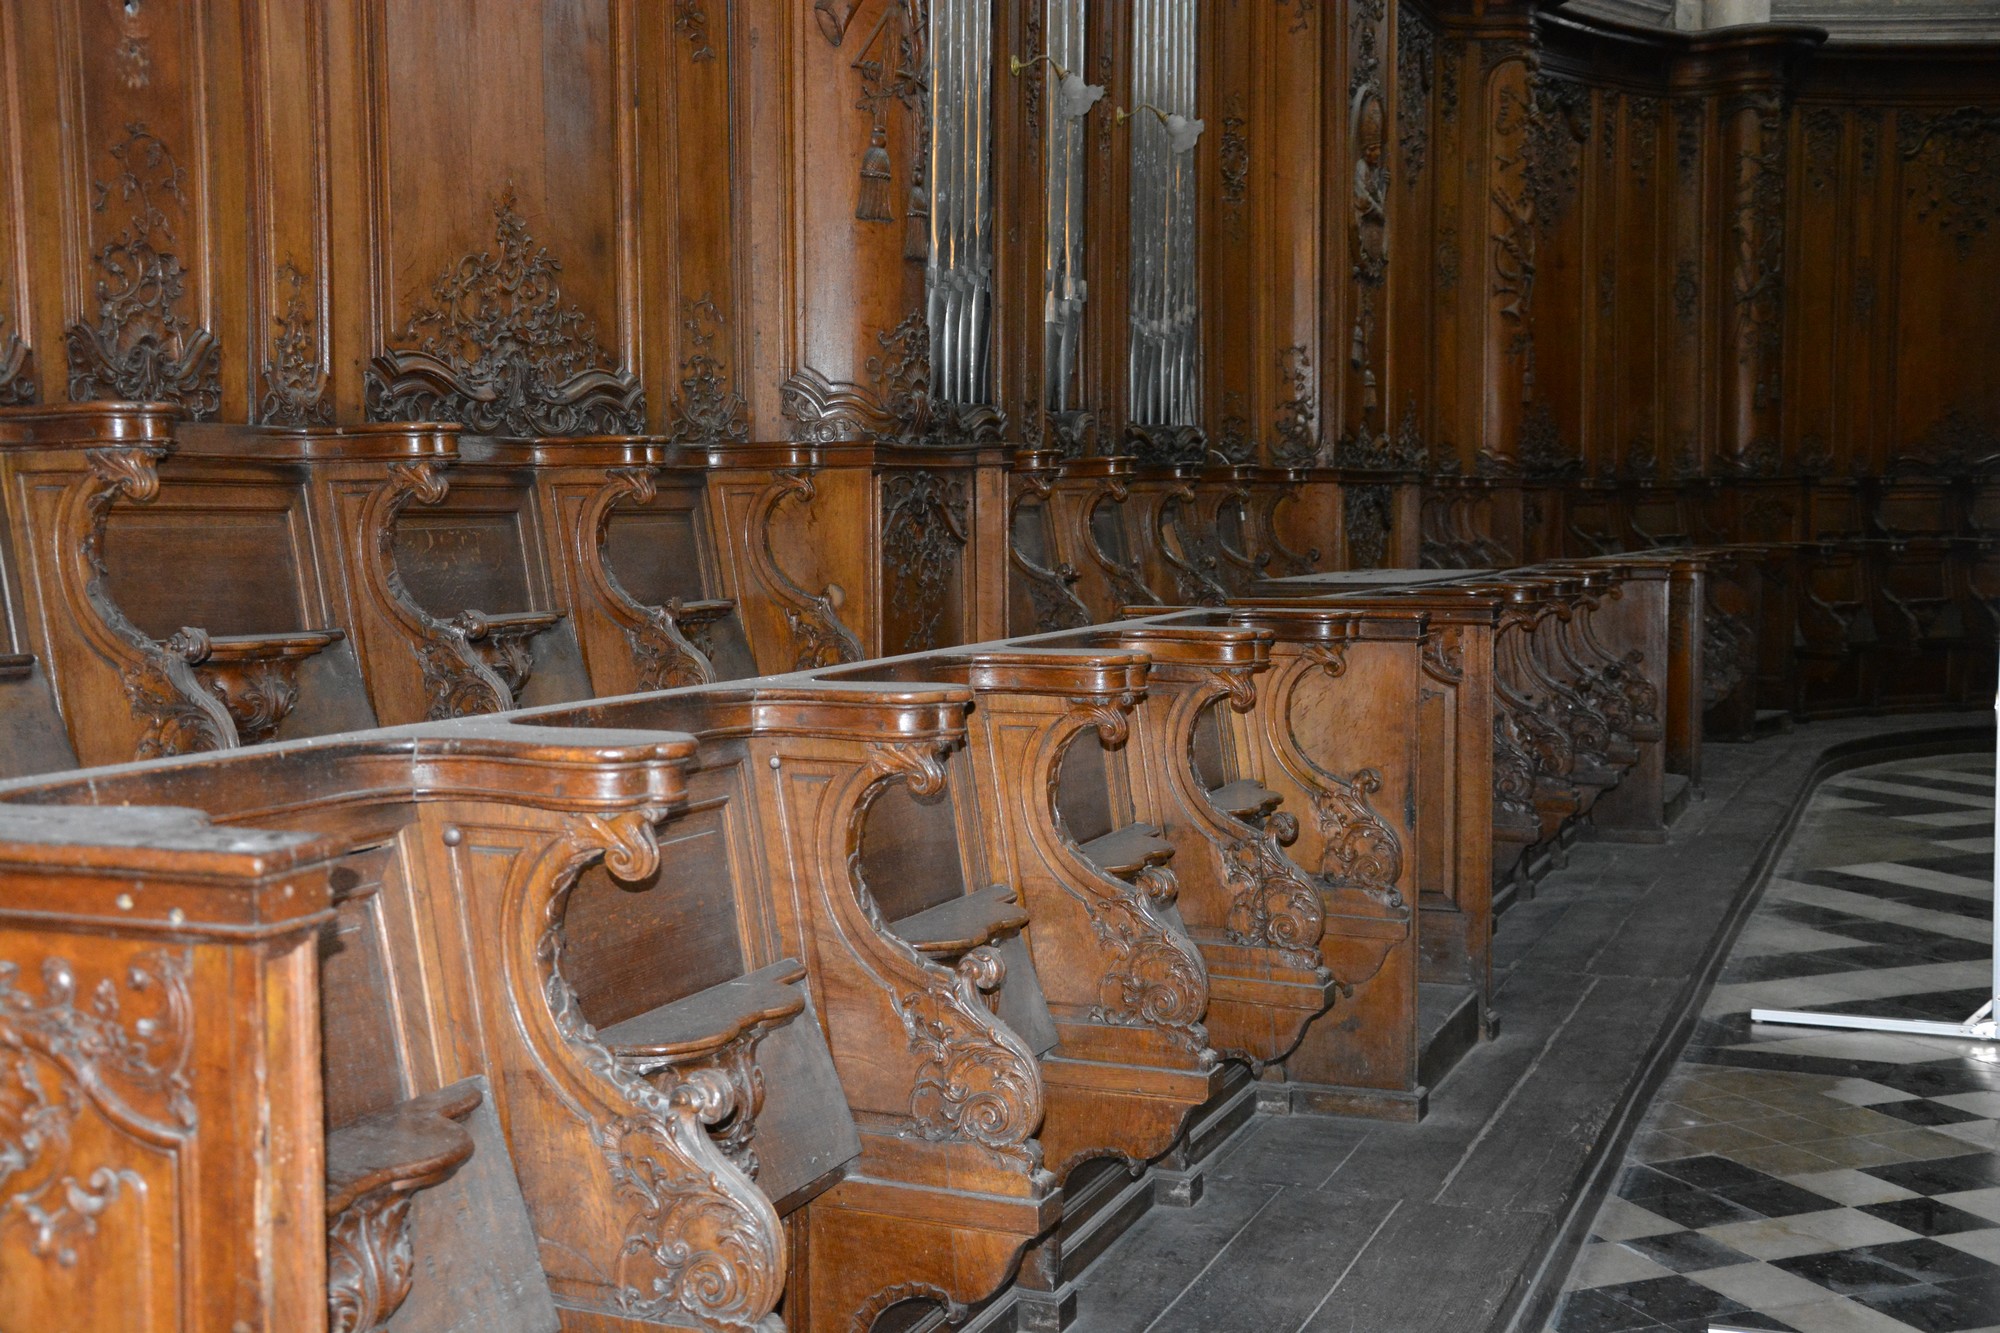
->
530, 807, 789, 1331
844, 746, 1045, 1166
673, 0, 718, 61
64, 124, 221, 418
665, 296, 749, 445
1308, 767, 1406, 907
1344, 483, 1392, 569
364, 187, 644, 437
1271, 346, 1320, 467
259, 259, 331, 426
1898, 106, 2000, 258
882, 470, 969, 653
0, 949, 196, 1268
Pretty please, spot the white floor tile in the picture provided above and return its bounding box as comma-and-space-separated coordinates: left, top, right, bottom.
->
1783, 1166, 1919, 1205
1897, 808, 1997, 828
1563, 1241, 1674, 1290
1829, 777, 1997, 809
1828, 860, 1994, 898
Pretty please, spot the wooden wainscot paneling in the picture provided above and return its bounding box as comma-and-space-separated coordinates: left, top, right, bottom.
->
0, 806, 342, 1330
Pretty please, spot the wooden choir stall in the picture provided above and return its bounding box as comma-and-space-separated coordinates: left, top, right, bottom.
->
0, 0, 1991, 1329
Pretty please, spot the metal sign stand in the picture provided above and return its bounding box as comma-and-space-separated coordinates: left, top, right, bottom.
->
1747, 692, 2000, 1042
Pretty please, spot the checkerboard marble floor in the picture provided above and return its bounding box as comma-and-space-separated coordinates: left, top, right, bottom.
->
1549, 751, 2000, 1333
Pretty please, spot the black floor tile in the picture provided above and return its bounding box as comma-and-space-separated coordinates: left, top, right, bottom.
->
1595, 1274, 1748, 1323
1618, 1165, 1697, 1201
1770, 1245, 1931, 1296
1551, 1287, 1660, 1333
1712, 1179, 1844, 1219
1853, 1276, 2000, 1331
1865, 1154, 2000, 1197
1859, 1197, 1997, 1236
1635, 1187, 1763, 1231
1811, 990, 1999, 1025
1862, 1236, 2000, 1286
1618, 1230, 1756, 1273
1648, 1156, 1776, 1192
1875, 1063, 2000, 1100
1721, 945, 1950, 982
1869, 1097, 1987, 1127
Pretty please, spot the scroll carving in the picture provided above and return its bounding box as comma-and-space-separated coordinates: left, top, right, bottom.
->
749, 470, 865, 669
63, 447, 239, 757
1308, 768, 1405, 906
1086, 481, 1163, 610
65, 124, 221, 418
1158, 486, 1229, 607
848, 744, 1045, 1164
1219, 806, 1324, 975
665, 296, 749, 444
365, 189, 644, 437
260, 259, 331, 426
1010, 474, 1090, 633
580, 467, 721, 690
513, 809, 787, 1331
1046, 716, 1211, 1055
779, 367, 901, 444
360, 461, 540, 720
882, 471, 969, 654
0, 950, 196, 1268
1421, 627, 1465, 684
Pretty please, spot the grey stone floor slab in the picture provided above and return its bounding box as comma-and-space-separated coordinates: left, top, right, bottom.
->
1062, 713, 1991, 1333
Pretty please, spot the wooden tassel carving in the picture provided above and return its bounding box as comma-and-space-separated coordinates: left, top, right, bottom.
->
857, 125, 894, 223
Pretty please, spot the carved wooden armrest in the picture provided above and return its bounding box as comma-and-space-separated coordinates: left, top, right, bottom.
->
891, 883, 1031, 960
194, 629, 346, 744
596, 959, 810, 1179
1208, 778, 1284, 822
447, 609, 564, 704
1075, 823, 1176, 879
597, 959, 809, 1070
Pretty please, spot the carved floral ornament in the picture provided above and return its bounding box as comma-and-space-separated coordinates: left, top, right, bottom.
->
1899, 106, 2000, 259
66, 123, 221, 418
0, 949, 196, 1268
366, 188, 644, 437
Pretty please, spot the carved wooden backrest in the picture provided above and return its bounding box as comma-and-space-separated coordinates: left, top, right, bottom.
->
1010, 618, 1339, 1071
0, 405, 376, 764
507, 683, 1057, 1330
